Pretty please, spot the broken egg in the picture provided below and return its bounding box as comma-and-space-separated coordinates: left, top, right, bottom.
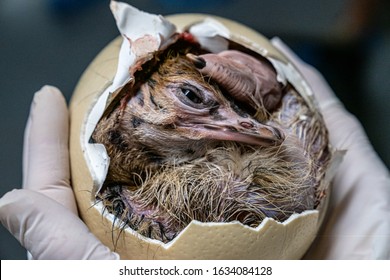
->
69, 1, 338, 259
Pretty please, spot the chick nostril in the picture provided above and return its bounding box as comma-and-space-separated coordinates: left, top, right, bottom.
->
240, 121, 254, 129
273, 128, 284, 140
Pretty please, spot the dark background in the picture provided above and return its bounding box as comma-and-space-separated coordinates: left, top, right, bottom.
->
1, 0, 389, 259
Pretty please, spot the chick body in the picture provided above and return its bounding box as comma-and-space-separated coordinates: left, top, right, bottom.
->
92, 46, 330, 242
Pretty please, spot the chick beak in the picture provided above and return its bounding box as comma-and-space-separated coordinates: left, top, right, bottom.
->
180, 110, 284, 146
200, 120, 283, 146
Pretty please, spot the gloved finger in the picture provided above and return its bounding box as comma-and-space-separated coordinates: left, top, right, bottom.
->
0, 189, 119, 260
23, 86, 77, 213
270, 37, 342, 111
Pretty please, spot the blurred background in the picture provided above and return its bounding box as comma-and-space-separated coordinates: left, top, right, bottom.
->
1, 0, 389, 259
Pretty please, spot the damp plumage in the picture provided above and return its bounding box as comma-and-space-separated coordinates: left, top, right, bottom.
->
92, 37, 331, 243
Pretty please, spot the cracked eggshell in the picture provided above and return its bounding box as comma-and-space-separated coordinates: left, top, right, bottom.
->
69, 12, 330, 260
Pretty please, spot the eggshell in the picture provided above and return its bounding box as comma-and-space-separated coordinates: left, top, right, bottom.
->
69, 13, 331, 259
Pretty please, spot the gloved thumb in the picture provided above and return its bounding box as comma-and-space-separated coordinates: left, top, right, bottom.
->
23, 86, 77, 213
0, 189, 119, 260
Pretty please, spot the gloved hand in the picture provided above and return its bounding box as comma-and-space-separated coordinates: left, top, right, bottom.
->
0, 86, 119, 259
271, 38, 390, 259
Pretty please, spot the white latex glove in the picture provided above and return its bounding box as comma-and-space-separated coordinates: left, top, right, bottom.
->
271, 38, 390, 259
0, 86, 119, 260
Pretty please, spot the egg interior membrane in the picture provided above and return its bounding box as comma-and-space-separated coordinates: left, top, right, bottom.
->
70, 2, 341, 259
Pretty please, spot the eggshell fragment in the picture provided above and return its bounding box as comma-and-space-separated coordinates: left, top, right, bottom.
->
70, 8, 332, 259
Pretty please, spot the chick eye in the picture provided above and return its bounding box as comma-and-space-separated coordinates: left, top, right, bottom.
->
181, 88, 202, 104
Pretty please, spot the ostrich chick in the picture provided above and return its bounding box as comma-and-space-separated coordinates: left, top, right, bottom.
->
92, 48, 330, 243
